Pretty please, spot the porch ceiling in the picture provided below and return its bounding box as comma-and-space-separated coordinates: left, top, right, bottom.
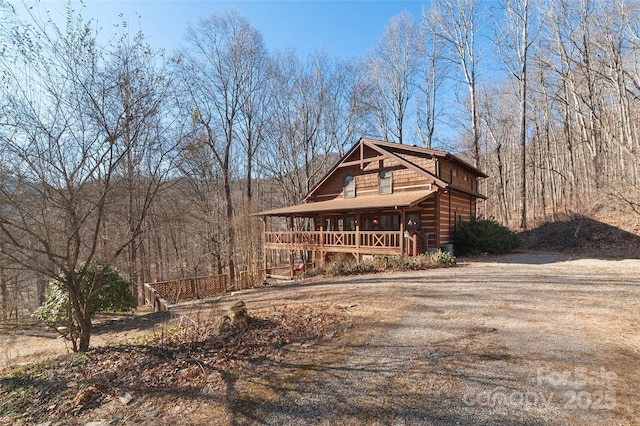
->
255, 190, 436, 217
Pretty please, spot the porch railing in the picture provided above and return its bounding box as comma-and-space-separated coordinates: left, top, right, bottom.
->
264, 230, 402, 251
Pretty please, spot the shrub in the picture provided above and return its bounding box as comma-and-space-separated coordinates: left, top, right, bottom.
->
328, 261, 376, 276
373, 252, 456, 270
327, 250, 455, 277
34, 262, 136, 327
455, 217, 520, 256
428, 250, 457, 267
301, 268, 325, 279
372, 255, 407, 270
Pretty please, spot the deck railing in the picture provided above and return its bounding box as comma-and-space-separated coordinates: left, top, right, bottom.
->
264, 230, 402, 251
144, 270, 268, 311
145, 274, 228, 305
143, 282, 169, 312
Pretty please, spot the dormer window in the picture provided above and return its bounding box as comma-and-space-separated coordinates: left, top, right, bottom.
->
379, 170, 392, 194
344, 175, 355, 198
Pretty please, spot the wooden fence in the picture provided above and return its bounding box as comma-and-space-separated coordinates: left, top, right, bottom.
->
146, 274, 227, 305
143, 282, 169, 312
143, 270, 267, 311
237, 269, 266, 290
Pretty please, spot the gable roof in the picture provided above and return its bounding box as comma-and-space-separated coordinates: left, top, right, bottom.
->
366, 139, 487, 177
304, 138, 487, 201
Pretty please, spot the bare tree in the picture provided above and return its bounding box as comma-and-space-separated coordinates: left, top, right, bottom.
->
419, 6, 449, 149
260, 50, 360, 206
103, 32, 177, 303
177, 11, 266, 285
479, 83, 517, 224
431, 0, 483, 166
366, 11, 422, 145
237, 50, 269, 203
176, 139, 228, 275
495, 0, 544, 229
0, 8, 173, 351
595, 1, 639, 182
321, 57, 370, 158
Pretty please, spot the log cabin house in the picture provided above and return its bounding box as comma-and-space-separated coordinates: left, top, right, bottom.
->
256, 138, 487, 277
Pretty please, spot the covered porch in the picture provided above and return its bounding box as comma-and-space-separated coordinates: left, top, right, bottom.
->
257, 190, 437, 277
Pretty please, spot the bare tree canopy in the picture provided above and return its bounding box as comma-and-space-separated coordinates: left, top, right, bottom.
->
366, 11, 423, 145
0, 7, 175, 350
174, 11, 268, 285
430, 0, 483, 166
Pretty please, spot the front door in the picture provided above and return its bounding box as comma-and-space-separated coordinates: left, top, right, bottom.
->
406, 213, 422, 255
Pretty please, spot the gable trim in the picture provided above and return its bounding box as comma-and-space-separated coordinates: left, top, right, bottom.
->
304, 137, 487, 201
363, 139, 449, 189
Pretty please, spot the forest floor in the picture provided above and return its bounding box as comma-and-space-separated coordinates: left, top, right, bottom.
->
1, 212, 640, 425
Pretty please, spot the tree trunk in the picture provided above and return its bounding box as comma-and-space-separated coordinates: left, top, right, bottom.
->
246, 148, 253, 201
67, 277, 92, 352
470, 83, 480, 168
518, 0, 529, 230
0, 264, 6, 322
77, 314, 92, 352
496, 144, 510, 224
223, 152, 236, 286
518, 126, 527, 228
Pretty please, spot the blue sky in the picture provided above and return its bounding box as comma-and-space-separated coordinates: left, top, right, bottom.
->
22, 1, 428, 58
14, 0, 495, 148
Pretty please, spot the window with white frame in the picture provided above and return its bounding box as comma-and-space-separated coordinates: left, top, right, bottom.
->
379, 170, 392, 194
344, 175, 355, 198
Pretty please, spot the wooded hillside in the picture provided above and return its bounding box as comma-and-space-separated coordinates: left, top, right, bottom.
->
1, 0, 639, 323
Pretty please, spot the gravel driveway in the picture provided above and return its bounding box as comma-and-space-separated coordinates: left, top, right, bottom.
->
211, 252, 640, 425
3, 252, 639, 425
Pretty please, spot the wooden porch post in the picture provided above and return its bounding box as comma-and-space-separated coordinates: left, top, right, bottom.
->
356, 212, 361, 252
319, 214, 324, 249
448, 192, 452, 245
261, 217, 268, 271
289, 216, 294, 279
319, 214, 324, 268
435, 191, 441, 248
400, 208, 405, 257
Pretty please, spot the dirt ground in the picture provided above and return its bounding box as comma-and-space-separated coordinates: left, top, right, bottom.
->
2, 251, 639, 425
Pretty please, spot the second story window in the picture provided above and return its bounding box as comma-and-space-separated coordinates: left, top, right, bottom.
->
379, 170, 392, 194
344, 175, 355, 198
